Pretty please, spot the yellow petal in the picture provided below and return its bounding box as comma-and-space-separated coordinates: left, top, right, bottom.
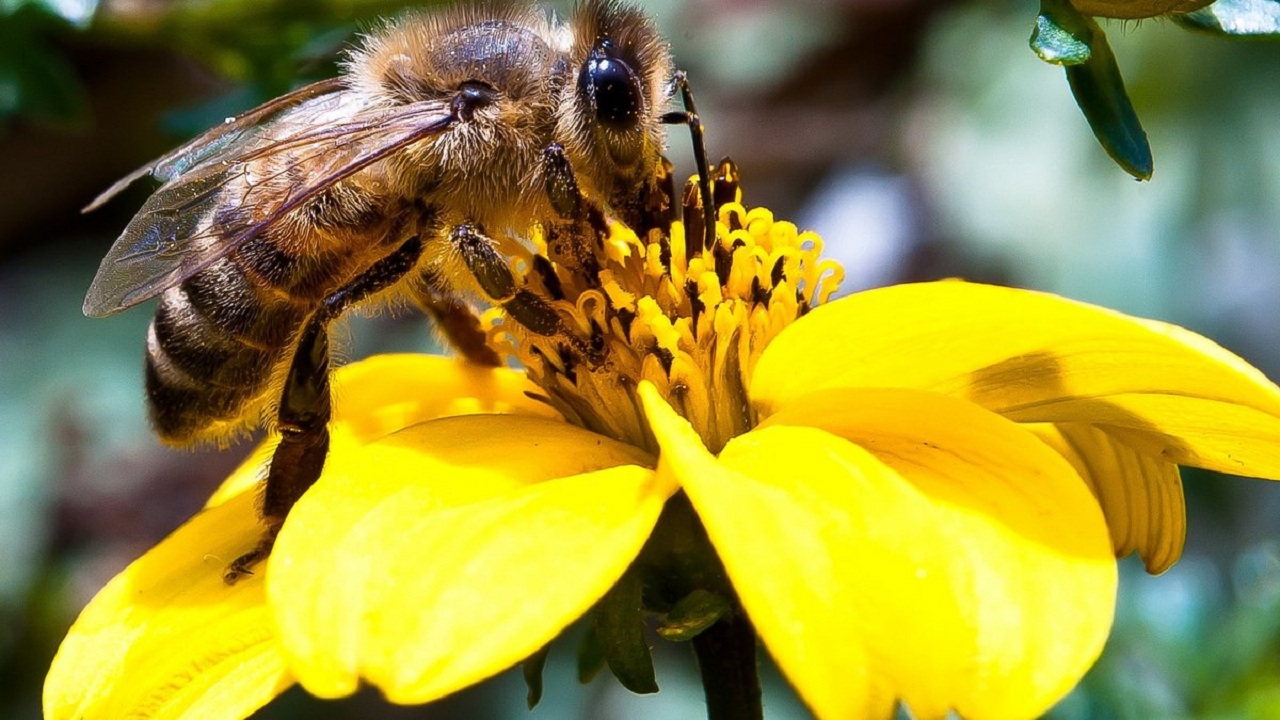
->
45, 490, 291, 720
642, 383, 1116, 720
208, 444, 274, 509
268, 414, 668, 703
325, 353, 560, 442
1028, 423, 1184, 574
639, 383, 890, 718
208, 353, 557, 506
751, 281, 1280, 479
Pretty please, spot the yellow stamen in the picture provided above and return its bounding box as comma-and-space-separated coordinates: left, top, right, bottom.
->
485, 171, 845, 453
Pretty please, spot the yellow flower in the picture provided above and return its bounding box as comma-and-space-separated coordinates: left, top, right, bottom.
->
46, 171, 1280, 720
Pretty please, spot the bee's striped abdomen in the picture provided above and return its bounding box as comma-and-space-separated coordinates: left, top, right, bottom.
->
145, 253, 310, 444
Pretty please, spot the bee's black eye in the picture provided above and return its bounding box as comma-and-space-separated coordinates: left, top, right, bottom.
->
578, 40, 643, 129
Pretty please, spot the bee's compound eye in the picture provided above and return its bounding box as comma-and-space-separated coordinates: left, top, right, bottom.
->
578, 42, 643, 129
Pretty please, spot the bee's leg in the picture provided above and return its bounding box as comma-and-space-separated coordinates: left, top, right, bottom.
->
224, 236, 425, 584
543, 142, 588, 222
540, 143, 607, 286
450, 224, 603, 365
452, 224, 562, 337
411, 274, 502, 368
661, 70, 716, 250
636, 155, 678, 237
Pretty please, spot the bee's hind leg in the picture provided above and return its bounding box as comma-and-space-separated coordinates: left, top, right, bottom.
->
224, 235, 425, 584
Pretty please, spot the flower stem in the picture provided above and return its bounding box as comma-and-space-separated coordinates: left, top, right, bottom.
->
692, 612, 763, 720
637, 493, 765, 719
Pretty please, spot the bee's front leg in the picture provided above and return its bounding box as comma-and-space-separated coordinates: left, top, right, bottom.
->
661, 70, 716, 251
539, 143, 608, 287
542, 142, 587, 222
224, 235, 425, 584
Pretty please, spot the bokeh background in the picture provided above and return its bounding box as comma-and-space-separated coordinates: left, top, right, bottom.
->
4, 0, 1280, 717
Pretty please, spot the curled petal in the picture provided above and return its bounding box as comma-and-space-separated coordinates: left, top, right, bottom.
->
1028, 422, 1184, 574
751, 281, 1280, 479
642, 383, 1116, 720
45, 491, 291, 720
1041, 393, 1280, 479
268, 414, 667, 704
209, 354, 557, 506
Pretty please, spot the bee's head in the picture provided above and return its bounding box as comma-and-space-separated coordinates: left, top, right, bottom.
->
557, 0, 673, 204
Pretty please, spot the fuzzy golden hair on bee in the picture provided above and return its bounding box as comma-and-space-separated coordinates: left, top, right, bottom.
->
344, 2, 560, 108
337, 4, 574, 230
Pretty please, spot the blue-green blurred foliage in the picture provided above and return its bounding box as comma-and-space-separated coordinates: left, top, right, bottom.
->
0, 2, 94, 128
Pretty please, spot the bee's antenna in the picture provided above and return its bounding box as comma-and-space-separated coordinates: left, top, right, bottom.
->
662, 71, 716, 251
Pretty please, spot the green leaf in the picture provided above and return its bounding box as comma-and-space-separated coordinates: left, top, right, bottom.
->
576, 623, 607, 684
520, 645, 550, 710
0, 8, 90, 127
1031, 0, 1093, 65
592, 572, 658, 694
1175, 0, 1280, 35
1063, 18, 1153, 180
11, 45, 90, 126
657, 589, 731, 642
1, 0, 98, 27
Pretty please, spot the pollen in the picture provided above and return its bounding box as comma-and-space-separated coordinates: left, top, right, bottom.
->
484, 161, 844, 453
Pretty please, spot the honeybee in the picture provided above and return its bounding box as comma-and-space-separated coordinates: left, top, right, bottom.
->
83, 0, 708, 581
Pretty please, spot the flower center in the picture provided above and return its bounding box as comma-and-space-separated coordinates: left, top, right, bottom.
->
484, 161, 844, 453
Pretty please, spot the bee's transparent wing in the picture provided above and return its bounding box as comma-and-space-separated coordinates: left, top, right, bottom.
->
83, 78, 348, 213
83, 100, 455, 317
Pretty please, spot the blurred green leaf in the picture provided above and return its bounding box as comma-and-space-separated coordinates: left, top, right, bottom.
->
1061, 17, 1153, 179
1, 0, 97, 27
87, 0, 417, 95
1028, 1, 1152, 177
1032, 0, 1093, 65
1175, 0, 1280, 35
0, 6, 89, 128
576, 621, 607, 684
520, 644, 549, 710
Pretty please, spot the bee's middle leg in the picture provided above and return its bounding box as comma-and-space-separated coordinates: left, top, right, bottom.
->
450, 223, 605, 365
224, 235, 425, 583
452, 224, 562, 336
411, 273, 502, 368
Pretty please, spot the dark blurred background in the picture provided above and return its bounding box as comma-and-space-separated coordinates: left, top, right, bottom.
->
4, 0, 1280, 717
